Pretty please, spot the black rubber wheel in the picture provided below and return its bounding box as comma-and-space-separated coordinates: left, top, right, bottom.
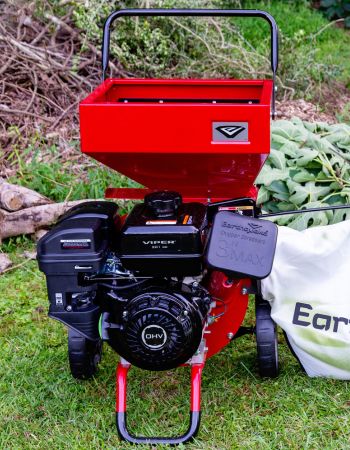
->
68, 328, 102, 380
255, 298, 279, 378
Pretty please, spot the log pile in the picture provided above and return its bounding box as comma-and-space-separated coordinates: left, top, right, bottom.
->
0, 179, 96, 243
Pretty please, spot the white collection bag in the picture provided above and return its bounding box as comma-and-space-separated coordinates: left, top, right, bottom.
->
261, 220, 350, 379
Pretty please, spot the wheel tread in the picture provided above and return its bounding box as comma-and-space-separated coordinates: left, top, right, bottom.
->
255, 298, 278, 378
68, 328, 102, 380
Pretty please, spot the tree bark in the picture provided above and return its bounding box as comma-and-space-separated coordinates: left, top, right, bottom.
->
0, 199, 95, 240
0, 180, 52, 211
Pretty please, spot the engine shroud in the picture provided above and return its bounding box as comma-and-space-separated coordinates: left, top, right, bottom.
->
103, 285, 211, 371
118, 198, 207, 276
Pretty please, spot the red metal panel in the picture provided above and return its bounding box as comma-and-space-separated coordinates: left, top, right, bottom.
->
204, 271, 250, 358
79, 78, 272, 199
105, 186, 258, 202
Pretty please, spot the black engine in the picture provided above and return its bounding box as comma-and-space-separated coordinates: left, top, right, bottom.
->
37, 192, 211, 371
101, 276, 211, 370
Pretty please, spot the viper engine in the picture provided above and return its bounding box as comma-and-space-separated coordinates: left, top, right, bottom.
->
37, 192, 213, 371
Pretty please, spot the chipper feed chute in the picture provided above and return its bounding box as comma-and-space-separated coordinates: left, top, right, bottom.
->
80, 78, 273, 200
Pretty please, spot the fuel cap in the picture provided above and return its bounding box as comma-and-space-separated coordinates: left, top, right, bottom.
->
145, 191, 182, 218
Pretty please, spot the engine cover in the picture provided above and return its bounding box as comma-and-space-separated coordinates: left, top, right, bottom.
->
103, 286, 211, 371
118, 194, 207, 276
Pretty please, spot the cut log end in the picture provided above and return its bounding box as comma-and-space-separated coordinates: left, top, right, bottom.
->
0, 191, 24, 211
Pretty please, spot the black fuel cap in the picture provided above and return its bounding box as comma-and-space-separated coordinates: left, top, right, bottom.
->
145, 191, 182, 218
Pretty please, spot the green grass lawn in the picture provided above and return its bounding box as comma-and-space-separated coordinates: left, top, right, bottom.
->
1, 243, 350, 450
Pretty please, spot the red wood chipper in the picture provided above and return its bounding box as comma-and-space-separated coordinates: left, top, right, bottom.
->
37, 8, 279, 445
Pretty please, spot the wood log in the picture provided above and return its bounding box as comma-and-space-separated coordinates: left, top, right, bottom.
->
0, 200, 97, 240
0, 209, 8, 244
34, 229, 48, 241
0, 253, 12, 273
0, 189, 23, 211
0, 180, 52, 211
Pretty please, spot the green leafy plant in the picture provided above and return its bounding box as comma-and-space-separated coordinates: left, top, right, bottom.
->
256, 119, 350, 230
319, 0, 350, 28
68, 0, 350, 97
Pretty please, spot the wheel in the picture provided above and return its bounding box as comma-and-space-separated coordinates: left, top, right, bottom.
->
67, 328, 102, 380
255, 298, 279, 378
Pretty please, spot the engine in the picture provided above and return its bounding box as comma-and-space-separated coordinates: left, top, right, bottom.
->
37, 192, 212, 371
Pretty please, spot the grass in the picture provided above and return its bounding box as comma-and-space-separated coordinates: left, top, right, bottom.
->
1, 241, 350, 449
239, 0, 350, 94
6, 139, 139, 203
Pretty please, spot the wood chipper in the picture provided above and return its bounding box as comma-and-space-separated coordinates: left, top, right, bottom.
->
37, 8, 280, 445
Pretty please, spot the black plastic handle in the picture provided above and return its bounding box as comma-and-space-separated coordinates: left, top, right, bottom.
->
102, 9, 278, 117
102, 8, 278, 80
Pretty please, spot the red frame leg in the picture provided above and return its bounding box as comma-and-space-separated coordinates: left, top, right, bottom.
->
115, 360, 205, 444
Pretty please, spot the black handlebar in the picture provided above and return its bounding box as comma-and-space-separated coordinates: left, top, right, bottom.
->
102, 9, 279, 116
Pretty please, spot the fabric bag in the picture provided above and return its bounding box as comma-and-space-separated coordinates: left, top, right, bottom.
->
261, 220, 350, 379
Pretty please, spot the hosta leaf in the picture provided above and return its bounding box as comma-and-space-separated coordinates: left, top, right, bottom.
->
304, 160, 323, 169
339, 188, 350, 201
272, 192, 290, 202
291, 148, 319, 167
331, 208, 350, 224
322, 165, 331, 177
267, 180, 289, 195
257, 185, 270, 204
316, 171, 330, 181
255, 166, 290, 186
263, 200, 281, 213
269, 148, 286, 170
326, 124, 350, 148
278, 141, 300, 158
288, 208, 331, 231
287, 181, 331, 205
271, 134, 291, 149
328, 195, 346, 204
276, 202, 295, 211
256, 119, 350, 229
303, 121, 330, 133
329, 181, 342, 190
308, 183, 332, 202
293, 170, 316, 183
276, 214, 294, 226
329, 154, 346, 166
306, 134, 330, 153
271, 120, 297, 140
288, 184, 309, 205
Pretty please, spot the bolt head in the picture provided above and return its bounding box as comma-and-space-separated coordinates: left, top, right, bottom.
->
227, 332, 234, 340
192, 281, 199, 290
66, 305, 72, 312
241, 287, 248, 295
122, 311, 128, 317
